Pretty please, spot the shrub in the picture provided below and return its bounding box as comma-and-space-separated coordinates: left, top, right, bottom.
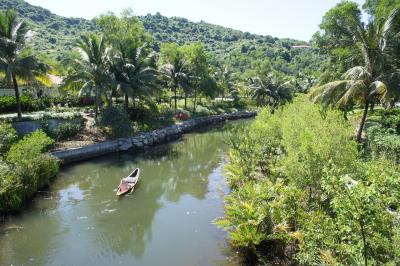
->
100, 106, 132, 138
365, 123, 400, 163
6, 130, 54, 164
1, 131, 59, 213
218, 98, 400, 265
49, 122, 82, 140
0, 161, 23, 212
0, 122, 17, 155
195, 105, 216, 116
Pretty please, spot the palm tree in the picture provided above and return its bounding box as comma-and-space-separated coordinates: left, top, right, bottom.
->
310, 6, 399, 142
216, 66, 236, 101
63, 34, 112, 119
0, 9, 48, 118
112, 44, 158, 112
160, 54, 190, 112
250, 75, 293, 110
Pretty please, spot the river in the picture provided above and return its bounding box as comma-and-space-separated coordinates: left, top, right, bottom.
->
0, 120, 249, 266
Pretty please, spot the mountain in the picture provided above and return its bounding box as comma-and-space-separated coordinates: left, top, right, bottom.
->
0, 0, 323, 76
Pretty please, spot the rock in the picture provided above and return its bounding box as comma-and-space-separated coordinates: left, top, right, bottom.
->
118, 138, 133, 151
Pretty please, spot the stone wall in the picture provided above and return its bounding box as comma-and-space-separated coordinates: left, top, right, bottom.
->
51, 111, 256, 165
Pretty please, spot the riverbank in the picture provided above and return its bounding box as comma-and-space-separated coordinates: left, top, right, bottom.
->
51, 111, 256, 164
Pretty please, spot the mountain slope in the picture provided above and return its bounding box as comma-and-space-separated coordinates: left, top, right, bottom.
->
0, 0, 323, 76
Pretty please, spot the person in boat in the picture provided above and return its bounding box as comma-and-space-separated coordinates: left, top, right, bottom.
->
122, 176, 136, 183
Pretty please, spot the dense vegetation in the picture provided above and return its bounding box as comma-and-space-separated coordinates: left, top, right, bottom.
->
218, 98, 400, 265
0, 125, 58, 212
0, 0, 322, 78
215, 0, 400, 264
0, 0, 400, 264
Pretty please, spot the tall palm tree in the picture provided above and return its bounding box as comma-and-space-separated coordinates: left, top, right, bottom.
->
310, 6, 399, 142
250, 75, 293, 110
112, 44, 159, 112
160, 54, 190, 112
63, 34, 112, 119
0, 9, 48, 118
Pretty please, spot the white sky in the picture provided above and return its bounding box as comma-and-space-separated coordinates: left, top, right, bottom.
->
25, 0, 366, 41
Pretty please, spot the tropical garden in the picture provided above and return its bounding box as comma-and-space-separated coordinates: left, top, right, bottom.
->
0, 0, 399, 264
216, 0, 400, 265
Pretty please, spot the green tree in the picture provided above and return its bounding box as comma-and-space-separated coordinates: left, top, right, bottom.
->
112, 44, 158, 112
181, 42, 217, 112
250, 74, 293, 109
160, 43, 190, 112
63, 34, 113, 118
310, 2, 400, 142
215, 66, 236, 100
0, 9, 49, 118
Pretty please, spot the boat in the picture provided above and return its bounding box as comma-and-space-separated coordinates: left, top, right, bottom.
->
116, 168, 140, 196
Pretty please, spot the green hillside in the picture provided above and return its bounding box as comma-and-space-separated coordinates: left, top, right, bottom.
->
0, 0, 323, 76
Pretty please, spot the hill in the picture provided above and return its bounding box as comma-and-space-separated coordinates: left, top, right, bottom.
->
0, 0, 323, 76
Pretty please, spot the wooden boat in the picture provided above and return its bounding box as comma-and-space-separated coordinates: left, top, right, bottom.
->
116, 168, 140, 196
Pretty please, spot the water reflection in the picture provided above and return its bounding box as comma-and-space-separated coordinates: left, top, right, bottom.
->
0, 121, 249, 266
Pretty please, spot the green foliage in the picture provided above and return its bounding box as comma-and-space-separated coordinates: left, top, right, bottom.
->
49, 122, 82, 141
0, 0, 323, 78
365, 109, 400, 163
100, 106, 133, 138
0, 131, 58, 213
218, 98, 400, 264
0, 121, 17, 155
0, 161, 23, 211
5, 130, 54, 164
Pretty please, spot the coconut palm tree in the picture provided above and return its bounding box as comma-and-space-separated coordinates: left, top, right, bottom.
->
0, 9, 49, 118
310, 5, 400, 142
63, 34, 113, 119
112, 44, 158, 112
250, 75, 293, 110
160, 54, 190, 112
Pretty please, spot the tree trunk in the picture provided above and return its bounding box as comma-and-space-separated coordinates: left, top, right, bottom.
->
124, 93, 129, 113
184, 92, 187, 109
95, 90, 99, 119
370, 102, 375, 111
174, 86, 177, 112
356, 102, 369, 142
12, 74, 22, 119
193, 89, 197, 113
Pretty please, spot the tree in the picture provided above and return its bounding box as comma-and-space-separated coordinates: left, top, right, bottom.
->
63, 34, 113, 119
160, 43, 190, 112
215, 66, 236, 100
310, 1, 400, 142
112, 44, 158, 112
0, 9, 48, 118
181, 42, 217, 112
250, 74, 293, 110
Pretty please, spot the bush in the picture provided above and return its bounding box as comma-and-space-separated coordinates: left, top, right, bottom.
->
0, 131, 58, 213
0, 122, 17, 155
217, 98, 400, 265
100, 106, 132, 138
0, 95, 55, 113
6, 130, 54, 164
0, 161, 23, 212
49, 122, 82, 140
365, 123, 400, 163
195, 105, 217, 116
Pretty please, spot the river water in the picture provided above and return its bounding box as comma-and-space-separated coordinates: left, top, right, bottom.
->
0, 120, 249, 266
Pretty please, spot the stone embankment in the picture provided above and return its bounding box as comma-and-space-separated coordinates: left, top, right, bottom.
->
51, 111, 256, 164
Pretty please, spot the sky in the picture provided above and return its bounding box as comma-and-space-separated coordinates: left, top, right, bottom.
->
25, 0, 366, 41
